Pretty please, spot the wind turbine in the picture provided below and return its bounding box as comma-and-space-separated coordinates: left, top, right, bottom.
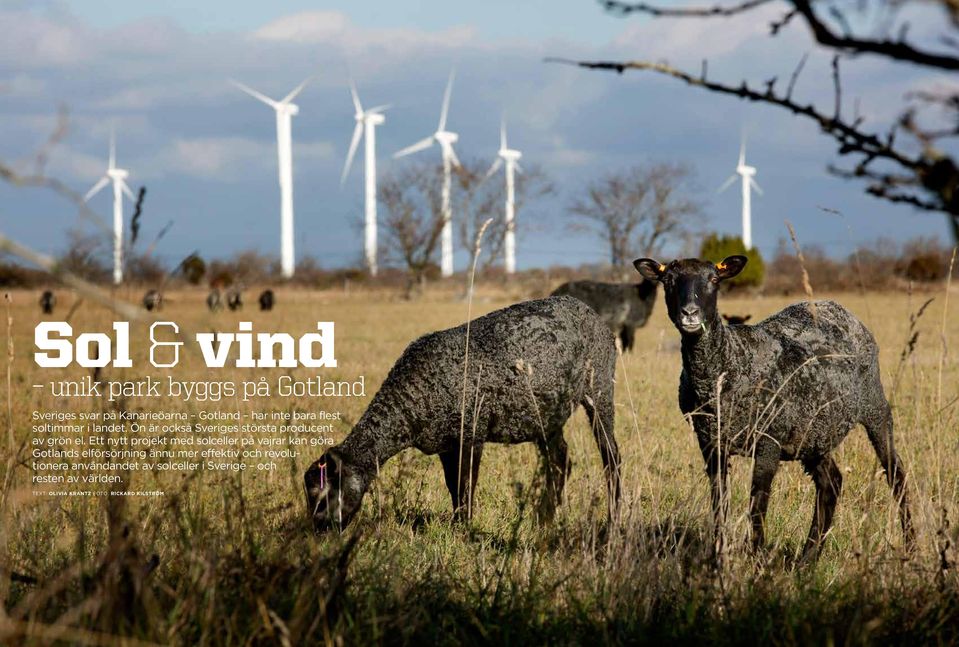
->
341, 80, 389, 277
231, 77, 311, 279
718, 138, 762, 250
394, 70, 460, 278
484, 120, 522, 274
84, 130, 135, 285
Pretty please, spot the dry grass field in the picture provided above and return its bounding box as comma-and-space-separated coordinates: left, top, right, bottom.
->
2, 282, 958, 645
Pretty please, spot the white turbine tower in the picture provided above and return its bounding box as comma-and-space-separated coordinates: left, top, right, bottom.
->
719, 139, 763, 250
394, 70, 460, 278
341, 80, 389, 276
484, 120, 522, 274
84, 130, 135, 285
231, 77, 311, 278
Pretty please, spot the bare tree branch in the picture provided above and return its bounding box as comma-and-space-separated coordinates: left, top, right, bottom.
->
602, 0, 959, 69
546, 57, 916, 168
602, 0, 774, 18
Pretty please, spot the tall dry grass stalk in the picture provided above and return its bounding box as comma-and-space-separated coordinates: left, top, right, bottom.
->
458, 218, 493, 517
785, 220, 817, 320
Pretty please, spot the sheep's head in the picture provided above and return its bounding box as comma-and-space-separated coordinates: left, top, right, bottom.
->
304, 450, 367, 532
633, 256, 747, 337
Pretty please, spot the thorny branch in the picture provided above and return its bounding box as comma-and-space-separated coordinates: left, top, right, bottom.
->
601, 0, 959, 70
547, 55, 959, 241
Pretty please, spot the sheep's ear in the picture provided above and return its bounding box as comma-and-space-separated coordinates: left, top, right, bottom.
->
716, 255, 747, 281
633, 258, 666, 282
743, 314, 752, 322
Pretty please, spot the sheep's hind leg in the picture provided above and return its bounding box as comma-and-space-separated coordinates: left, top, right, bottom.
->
536, 433, 570, 522
863, 404, 914, 549
800, 454, 842, 563
440, 443, 484, 522
619, 326, 635, 353
582, 392, 621, 519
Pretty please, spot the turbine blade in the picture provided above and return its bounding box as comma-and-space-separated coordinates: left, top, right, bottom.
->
282, 76, 312, 104
717, 174, 738, 193
230, 79, 279, 108
84, 176, 110, 202
394, 135, 434, 158
738, 137, 746, 166
514, 161, 523, 174
109, 129, 116, 169
483, 158, 503, 182
120, 180, 136, 202
501, 119, 507, 150
438, 69, 455, 132
447, 143, 460, 168
341, 122, 364, 185
349, 78, 363, 114
750, 177, 763, 196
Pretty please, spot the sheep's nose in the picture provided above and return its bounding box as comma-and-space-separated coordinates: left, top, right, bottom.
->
681, 304, 700, 318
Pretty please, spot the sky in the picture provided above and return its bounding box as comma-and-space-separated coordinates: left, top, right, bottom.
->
0, 0, 955, 272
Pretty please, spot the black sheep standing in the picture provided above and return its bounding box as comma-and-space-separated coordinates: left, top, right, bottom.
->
207, 289, 222, 312
551, 280, 657, 352
143, 290, 162, 312
305, 296, 621, 531
634, 255, 913, 562
258, 289, 275, 311
226, 288, 242, 311
39, 290, 56, 315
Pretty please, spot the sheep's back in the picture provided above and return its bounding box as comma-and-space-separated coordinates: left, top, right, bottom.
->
715, 300, 882, 457
368, 297, 615, 447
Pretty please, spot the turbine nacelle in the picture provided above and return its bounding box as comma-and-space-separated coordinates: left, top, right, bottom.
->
107, 168, 129, 181
737, 164, 756, 177
435, 130, 458, 146
499, 148, 522, 162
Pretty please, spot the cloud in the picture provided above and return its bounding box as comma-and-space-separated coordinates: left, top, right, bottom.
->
149, 136, 334, 181
253, 11, 350, 43
252, 10, 476, 55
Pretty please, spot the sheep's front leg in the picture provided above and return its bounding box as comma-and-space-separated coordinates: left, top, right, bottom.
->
749, 440, 781, 552
439, 443, 484, 521
699, 438, 729, 561
800, 454, 842, 563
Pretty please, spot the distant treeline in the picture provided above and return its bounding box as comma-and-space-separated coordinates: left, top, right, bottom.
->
1, 234, 955, 295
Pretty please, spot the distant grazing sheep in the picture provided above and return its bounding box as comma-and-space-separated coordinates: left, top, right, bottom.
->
39, 290, 56, 315
634, 255, 913, 563
206, 289, 222, 312
722, 314, 752, 325
305, 296, 622, 531
226, 288, 242, 311
143, 289, 163, 312
258, 289, 275, 311
551, 279, 657, 352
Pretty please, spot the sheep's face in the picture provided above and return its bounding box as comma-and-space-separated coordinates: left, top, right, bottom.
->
633, 256, 747, 337
304, 451, 367, 532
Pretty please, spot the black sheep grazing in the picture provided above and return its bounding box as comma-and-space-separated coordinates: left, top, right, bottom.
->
722, 313, 751, 325
304, 296, 621, 531
258, 289, 275, 311
206, 289, 222, 312
551, 279, 657, 352
143, 289, 162, 312
226, 288, 242, 311
39, 290, 56, 315
634, 256, 913, 562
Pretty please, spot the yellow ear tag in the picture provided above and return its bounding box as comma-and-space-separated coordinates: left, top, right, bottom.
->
716, 262, 727, 272
658, 264, 666, 272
